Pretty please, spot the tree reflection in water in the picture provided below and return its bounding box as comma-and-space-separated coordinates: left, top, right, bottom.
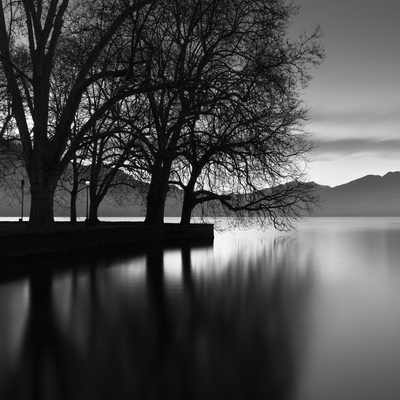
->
0, 235, 313, 400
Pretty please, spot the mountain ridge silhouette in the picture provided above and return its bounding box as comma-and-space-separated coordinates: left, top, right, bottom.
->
314, 171, 400, 216
1, 171, 399, 218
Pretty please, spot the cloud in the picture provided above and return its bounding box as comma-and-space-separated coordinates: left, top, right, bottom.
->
312, 137, 400, 158
310, 108, 400, 126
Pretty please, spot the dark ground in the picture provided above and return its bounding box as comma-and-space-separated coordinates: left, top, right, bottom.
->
0, 221, 214, 265
0, 220, 139, 234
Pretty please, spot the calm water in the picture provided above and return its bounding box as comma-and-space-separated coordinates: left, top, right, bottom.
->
1, 217, 400, 399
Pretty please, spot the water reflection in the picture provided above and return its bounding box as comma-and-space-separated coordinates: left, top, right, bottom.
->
0, 280, 29, 386
4, 218, 400, 399
0, 234, 313, 400
294, 218, 400, 400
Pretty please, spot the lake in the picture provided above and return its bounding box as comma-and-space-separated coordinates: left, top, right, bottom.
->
1, 217, 400, 400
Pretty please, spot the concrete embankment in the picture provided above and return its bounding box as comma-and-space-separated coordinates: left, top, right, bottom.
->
0, 222, 214, 263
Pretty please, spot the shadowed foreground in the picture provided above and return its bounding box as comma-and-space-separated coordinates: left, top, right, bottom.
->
0, 236, 307, 400
0, 222, 214, 264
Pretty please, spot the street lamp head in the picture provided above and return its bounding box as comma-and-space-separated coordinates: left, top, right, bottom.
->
85, 180, 90, 186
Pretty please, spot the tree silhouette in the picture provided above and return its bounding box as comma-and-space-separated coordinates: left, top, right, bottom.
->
129, 0, 324, 225
0, 0, 154, 231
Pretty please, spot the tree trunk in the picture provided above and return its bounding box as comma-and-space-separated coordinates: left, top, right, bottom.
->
28, 186, 57, 232
144, 180, 169, 224
26, 149, 62, 231
180, 171, 200, 225
180, 190, 194, 225
70, 189, 77, 224
144, 164, 171, 225
88, 196, 101, 225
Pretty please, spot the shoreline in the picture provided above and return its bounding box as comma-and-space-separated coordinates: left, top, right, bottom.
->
0, 221, 214, 264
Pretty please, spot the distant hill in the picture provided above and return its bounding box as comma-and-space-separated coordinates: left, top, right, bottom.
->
0, 183, 183, 219
314, 171, 400, 216
2, 171, 400, 219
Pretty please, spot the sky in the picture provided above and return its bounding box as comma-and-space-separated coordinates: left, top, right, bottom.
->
289, 0, 400, 187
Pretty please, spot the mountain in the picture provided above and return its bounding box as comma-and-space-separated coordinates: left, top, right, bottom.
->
2, 171, 400, 218
314, 171, 400, 216
0, 184, 183, 219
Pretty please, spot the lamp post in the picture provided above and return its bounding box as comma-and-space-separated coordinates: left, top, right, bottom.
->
85, 180, 90, 224
20, 179, 24, 222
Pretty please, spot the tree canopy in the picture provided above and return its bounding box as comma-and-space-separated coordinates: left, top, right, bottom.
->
0, 0, 324, 231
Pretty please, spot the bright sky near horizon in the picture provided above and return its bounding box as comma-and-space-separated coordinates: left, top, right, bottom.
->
290, 0, 400, 187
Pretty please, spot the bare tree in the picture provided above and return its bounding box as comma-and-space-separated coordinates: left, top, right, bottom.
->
0, 82, 26, 209
173, 77, 320, 229
56, 149, 89, 223
130, 0, 323, 226
0, 0, 323, 230
0, 0, 154, 231
78, 76, 150, 223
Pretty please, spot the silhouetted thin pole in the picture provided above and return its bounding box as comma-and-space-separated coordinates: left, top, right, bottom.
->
85, 180, 90, 225
20, 179, 24, 222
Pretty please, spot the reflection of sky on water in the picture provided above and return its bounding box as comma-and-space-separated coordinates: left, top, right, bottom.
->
0, 230, 313, 399
0, 280, 29, 374
163, 250, 183, 290
293, 218, 400, 400
2, 218, 400, 399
